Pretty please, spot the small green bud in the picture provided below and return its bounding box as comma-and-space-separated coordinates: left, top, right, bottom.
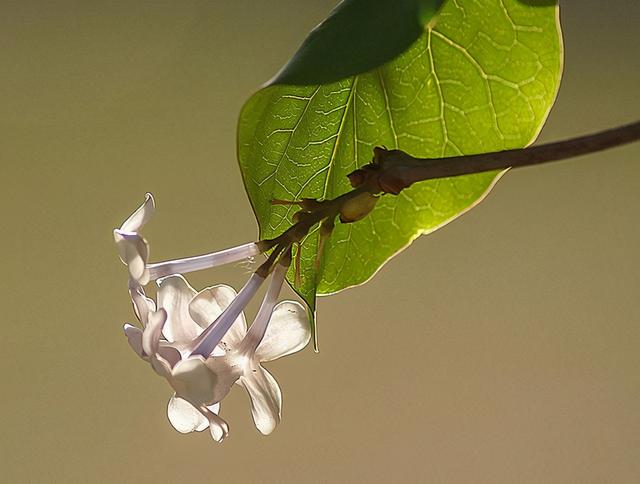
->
339, 192, 378, 223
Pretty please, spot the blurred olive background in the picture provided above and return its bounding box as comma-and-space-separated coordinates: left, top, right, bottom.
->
1, 1, 639, 483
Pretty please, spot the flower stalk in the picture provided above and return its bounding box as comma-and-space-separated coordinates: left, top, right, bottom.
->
351, 120, 640, 195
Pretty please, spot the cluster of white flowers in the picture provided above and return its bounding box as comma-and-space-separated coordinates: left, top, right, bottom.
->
114, 194, 311, 442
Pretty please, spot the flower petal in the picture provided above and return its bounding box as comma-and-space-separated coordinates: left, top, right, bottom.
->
130, 286, 156, 327
167, 394, 209, 433
157, 345, 181, 369
239, 365, 282, 435
189, 285, 246, 348
123, 324, 145, 358
142, 309, 167, 357
120, 193, 155, 233
203, 354, 244, 404
207, 402, 221, 415
199, 405, 229, 442
255, 301, 310, 362
150, 354, 173, 379
171, 356, 217, 406
114, 230, 150, 284
157, 275, 201, 344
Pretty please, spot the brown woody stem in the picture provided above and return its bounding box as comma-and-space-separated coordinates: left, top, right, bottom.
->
374, 120, 640, 193
257, 120, 640, 266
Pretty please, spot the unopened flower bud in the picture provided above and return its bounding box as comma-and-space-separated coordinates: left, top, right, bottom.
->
339, 192, 378, 223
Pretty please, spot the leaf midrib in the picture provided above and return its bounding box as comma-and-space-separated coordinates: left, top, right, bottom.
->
321, 77, 358, 201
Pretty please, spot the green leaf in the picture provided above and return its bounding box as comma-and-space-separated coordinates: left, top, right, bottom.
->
238, 0, 563, 346
270, 0, 444, 85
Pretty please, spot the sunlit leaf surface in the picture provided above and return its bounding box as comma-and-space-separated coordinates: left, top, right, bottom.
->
238, 0, 562, 343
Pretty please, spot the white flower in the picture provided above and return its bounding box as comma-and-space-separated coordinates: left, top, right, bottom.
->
211, 300, 310, 434
124, 268, 310, 438
186, 262, 310, 434
116, 193, 310, 440
123, 275, 239, 442
114, 193, 261, 287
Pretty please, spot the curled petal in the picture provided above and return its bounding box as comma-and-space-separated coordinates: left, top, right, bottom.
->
167, 394, 209, 433
157, 275, 201, 344
199, 405, 229, 443
142, 309, 167, 357
239, 366, 282, 435
114, 230, 150, 284
123, 324, 145, 358
189, 285, 246, 348
140, 309, 175, 378
171, 356, 217, 406
120, 193, 155, 233
130, 286, 156, 327
255, 301, 310, 363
